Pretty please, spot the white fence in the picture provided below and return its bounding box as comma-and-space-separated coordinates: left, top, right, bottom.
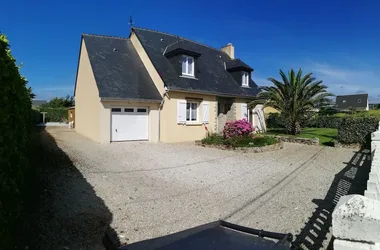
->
332, 122, 380, 249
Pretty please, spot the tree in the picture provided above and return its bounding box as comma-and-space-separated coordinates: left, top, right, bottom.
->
251, 69, 332, 135
27, 87, 36, 99
42, 95, 74, 108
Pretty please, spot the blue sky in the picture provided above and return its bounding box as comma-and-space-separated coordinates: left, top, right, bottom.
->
3, 0, 380, 102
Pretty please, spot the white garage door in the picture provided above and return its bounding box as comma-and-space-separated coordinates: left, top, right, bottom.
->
111, 107, 148, 141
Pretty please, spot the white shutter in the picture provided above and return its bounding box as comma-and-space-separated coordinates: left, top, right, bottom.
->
202, 102, 209, 124
177, 100, 187, 123
241, 103, 248, 120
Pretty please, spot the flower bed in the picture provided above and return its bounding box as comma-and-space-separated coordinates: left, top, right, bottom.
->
196, 137, 283, 153
199, 119, 282, 152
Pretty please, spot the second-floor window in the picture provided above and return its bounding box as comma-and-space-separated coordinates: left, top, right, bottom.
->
182, 55, 194, 76
242, 72, 249, 87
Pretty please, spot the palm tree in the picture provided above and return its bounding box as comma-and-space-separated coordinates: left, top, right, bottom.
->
251, 69, 332, 135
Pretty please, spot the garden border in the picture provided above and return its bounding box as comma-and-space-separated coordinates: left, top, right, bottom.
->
272, 135, 319, 146
195, 141, 284, 153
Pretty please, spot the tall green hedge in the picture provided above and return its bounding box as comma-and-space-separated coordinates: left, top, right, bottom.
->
307, 116, 343, 128
0, 34, 32, 245
337, 117, 378, 145
39, 107, 67, 122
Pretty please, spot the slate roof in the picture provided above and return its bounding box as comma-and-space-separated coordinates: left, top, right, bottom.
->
82, 34, 162, 101
132, 27, 260, 98
164, 40, 202, 57
335, 94, 368, 109
226, 59, 253, 72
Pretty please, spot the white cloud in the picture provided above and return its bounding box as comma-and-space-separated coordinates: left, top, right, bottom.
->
307, 62, 380, 102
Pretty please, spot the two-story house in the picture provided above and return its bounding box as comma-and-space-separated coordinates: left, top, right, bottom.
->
74, 27, 262, 143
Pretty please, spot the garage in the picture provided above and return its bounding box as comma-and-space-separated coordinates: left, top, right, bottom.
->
111, 107, 149, 141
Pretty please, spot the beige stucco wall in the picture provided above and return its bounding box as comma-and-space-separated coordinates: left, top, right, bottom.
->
235, 98, 250, 120
75, 40, 101, 142
99, 101, 159, 143
130, 31, 165, 96
160, 91, 217, 142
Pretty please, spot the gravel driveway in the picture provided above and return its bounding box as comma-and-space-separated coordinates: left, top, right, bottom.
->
32, 127, 370, 250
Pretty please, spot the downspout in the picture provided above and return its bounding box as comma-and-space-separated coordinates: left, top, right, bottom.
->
158, 87, 169, 142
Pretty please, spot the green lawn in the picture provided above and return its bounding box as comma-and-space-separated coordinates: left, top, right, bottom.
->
264, 128, 338, 146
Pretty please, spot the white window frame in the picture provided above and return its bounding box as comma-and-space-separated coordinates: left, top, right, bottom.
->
242, 72, 249, 87
182, 55, 195, 77
186, 101, 199, 123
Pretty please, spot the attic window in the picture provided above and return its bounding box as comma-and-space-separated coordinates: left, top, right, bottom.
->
358, 99, 362, 103
181, 55, 194, 76
242, 72, 249, 87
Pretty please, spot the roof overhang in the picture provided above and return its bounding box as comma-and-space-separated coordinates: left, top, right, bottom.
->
100, 97, 162, 103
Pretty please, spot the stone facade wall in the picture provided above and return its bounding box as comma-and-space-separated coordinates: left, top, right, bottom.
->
332, 122, 380, 250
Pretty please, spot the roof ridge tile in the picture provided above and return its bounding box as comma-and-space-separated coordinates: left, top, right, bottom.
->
82, 33, 129, 40
132, 27, 227, 54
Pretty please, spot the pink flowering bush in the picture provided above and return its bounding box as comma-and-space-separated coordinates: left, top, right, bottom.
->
223, 119, 253, 139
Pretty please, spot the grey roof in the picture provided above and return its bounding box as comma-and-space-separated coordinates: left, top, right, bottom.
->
32, 100, 47, 107
133, 27, 260, 98
226, 59, 253, 72
82, 34, 162, 101
164, 40, 202, 57
335, 94, 368, 109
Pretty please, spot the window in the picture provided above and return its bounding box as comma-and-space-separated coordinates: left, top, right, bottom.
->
124, 108, 134, 112
181, 55, 194, 76
111, 108, 121, 112
186, 102, 198, 121
242, 72, 249, 87
137, 108, 147, 113
358, 99, 362, 104
342, 100, 346, 103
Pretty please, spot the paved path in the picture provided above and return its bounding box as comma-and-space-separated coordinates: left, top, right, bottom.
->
34, 127, 370, 249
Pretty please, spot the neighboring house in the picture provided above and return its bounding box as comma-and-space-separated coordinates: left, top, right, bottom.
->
32, 99, 47, 107
74, 27, 261, 143
335, 94, 369, 111
263, 107, 279, 114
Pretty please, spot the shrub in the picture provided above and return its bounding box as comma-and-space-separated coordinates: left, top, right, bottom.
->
201, 133, 223, 145
0, 33, 32, 246
337, 117, 379, 145
223, 119, 253, 138
39, 107, 68, 122
308, 116, 343, 128
266, 113, 286, 128
225, 135, 278, 147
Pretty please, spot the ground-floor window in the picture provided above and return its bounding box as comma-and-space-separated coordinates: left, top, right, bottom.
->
186, 102, 198, 121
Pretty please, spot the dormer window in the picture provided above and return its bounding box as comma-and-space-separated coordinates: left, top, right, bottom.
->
182, 55, 194, 76
242, 72, 249, 87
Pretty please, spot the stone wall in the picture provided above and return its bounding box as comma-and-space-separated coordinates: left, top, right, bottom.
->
196, 141, 284, 153
273, 135, 319, 146
332, 122, 380, 250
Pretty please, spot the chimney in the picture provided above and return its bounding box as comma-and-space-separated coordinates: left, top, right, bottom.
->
221, 43, 234, 59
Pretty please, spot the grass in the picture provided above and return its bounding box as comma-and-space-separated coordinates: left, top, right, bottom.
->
228, 136, 278, 147
264, 128, 338, 146
201, 133, 224, 145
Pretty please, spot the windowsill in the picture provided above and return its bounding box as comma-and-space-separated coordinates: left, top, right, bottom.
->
178, 122, 203, 126
241, 85, 251, 88
180, 75, 198, 80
